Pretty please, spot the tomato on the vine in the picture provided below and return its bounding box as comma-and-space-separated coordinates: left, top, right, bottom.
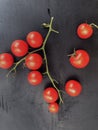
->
43, 87, 58, 103
26, 31, 43, 48
65, 80, 82, 97
25, 53, 43, 70
77, 23, 93, 39
48, 102, 59, 113
11, 40, 28, 57
0, 53, 14, 69
28, 71, 43, 86
69, 49, 90, 69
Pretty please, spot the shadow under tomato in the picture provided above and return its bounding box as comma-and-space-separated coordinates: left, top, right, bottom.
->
65, 75, 81, 83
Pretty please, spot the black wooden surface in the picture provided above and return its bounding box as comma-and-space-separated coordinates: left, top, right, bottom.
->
0, 0, 98, 130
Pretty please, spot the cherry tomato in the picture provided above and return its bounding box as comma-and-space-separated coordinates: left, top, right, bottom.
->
77, 23, 93, 39
65, 80, 82, 97
28, 71, 43, 86
69, 50, 90, 68
25, 53, 43, 70
11, 40, 28, 57
26, 31, 43, 48
43, 87, 58, 103
48, 102, 59, 113
0, 53, 14, 69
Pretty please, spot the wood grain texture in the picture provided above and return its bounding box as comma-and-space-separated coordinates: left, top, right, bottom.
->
0, 0, 98, 130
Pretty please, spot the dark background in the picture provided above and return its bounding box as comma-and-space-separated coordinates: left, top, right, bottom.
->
0, 0, 98, 130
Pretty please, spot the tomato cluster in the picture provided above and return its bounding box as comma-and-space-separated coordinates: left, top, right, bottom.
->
0, 32, 43, 85
0, 19, 96, 114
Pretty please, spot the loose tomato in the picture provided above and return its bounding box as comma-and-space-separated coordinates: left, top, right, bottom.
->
65, 80, 82, 97
0, 53, 14, 69
48, 102, 59, 113
28, 71, 43, 86
11, 40, 28, 57
77, 23, 93, 39
25, 53, 43, 70
69, 49, 90, 69
26, 31, 43, 48
43, 87, 58, 103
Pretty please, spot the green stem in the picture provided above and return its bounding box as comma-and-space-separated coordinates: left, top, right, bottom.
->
42, 17, 63, 103
67, 48, 76, 57
90, 23, 98, 29
43, 49, 63, 103
42, 17, 55, 48
53, 79, 59, 84
52, 29, 59, 33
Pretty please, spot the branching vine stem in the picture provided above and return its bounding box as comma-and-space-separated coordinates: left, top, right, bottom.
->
7, 17, 63, 103
67, 48, 76, 57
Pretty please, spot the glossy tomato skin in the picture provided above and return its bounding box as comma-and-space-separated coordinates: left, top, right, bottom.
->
43, 87, 58, 103
25, 53, 43, 70
26, 31, 43, 48
65, 80, 82, 97
28, 71, 43, 86
69, 50, 90, 69
48, 102, 59, 113
77, 23, 93, 39
11, 40, 28, 57
0, 53, 14, 69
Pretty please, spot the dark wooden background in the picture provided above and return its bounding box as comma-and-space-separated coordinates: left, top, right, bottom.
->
0, 0, 98, 130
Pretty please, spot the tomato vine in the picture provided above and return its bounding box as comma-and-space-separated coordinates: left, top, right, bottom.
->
6, 17, 63, 104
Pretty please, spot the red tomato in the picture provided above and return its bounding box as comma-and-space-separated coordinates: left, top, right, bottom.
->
65, 80, 82, 97
69, 50, 90, 68
0, 53, 14, 69
28, 71, 43, 86
77, 23, 93, 39
48, 102, 59, 113
25, 53, 43, 70
43, 87, 58, 103
11, 40, 28, 57
26, 31, 43, 48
